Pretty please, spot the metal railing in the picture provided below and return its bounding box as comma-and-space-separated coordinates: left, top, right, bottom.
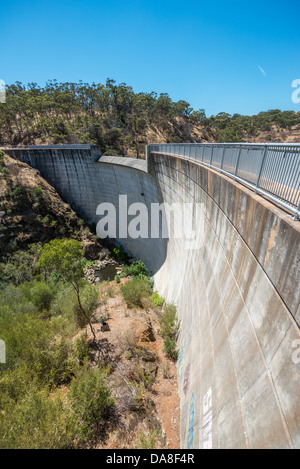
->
147, 143, 300, 220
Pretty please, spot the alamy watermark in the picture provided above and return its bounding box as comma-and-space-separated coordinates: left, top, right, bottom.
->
291, 79, 300, 104
0, 340, 6, 364
0, 79, 6, 104
96, 196, 205, 250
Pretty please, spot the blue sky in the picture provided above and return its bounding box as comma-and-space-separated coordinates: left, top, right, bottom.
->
1, 0, 300, 116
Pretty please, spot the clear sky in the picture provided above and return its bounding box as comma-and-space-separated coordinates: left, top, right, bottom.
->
1, 0, 300, 116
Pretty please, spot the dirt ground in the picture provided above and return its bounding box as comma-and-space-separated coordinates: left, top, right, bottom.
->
86, 279, 180, 449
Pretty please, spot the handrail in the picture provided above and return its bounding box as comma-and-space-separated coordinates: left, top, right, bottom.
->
147, 143, 300, 220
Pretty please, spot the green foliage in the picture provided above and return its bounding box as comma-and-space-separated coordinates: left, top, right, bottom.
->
32, 187, 43, 197
0, 386, 75, 449
36, 239, 98, 338
49, 281, 98, 329
126, 260, 148, 278
49, 284, 77, 317
0, 80, 299, 153
37, 238, 85, 283
68, 367, 114, 444
20, 281, 55, 311
11, 186, 27, 198
0, 243, 42, 285
160, 304, 177, 338
0, 262, 111, 448
0, 167, 9, 179
72, 282, 99, 327
163, 336, 178, 361
114, 274, 120, 283
121, 277, 151, 307
113, 245, 130, 263
120, 260, 149, 284
42, 215, 50, 225
136, 430, 159, 449
150, 291, 165, 307
160, 304, 178, 361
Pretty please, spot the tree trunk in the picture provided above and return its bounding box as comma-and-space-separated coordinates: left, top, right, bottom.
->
75, 285, 97, 342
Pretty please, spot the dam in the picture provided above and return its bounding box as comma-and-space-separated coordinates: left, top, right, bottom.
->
3, 143, 300, 449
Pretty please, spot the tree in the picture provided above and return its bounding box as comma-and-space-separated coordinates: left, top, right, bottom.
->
37, 239, 97, 341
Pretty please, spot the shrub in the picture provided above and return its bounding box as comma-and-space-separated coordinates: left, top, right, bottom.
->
52, 281, 98, 326
163, 337, 178, 361
42, 215, 50, 225
68, 367, 114, 444
120, 260, 148, 278
150, 292, 164, 307
12, 187, 26, 197
2, 244, 42, 285
32, 187, 43, 197
113, 245, 130, 263
49, 284, 76, 317
160, 304, 177, 338
1, 167, 9, 179
20, 281, 55, 311
160, 304, 178, 361
136, 430, 159, 449
121, 277, 151, 307
74, 333, 90, 365
79, 282, 99, 314
128, 260, 148, 277
0, 387, 75, 449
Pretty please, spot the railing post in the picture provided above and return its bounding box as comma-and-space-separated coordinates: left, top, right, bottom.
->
220, 146, 225, 171
234, 145, 242, 179
292, 201, 300, 221
255, 145, 268, 192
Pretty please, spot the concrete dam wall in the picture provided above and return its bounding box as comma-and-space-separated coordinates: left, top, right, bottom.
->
4, 144, 300, 449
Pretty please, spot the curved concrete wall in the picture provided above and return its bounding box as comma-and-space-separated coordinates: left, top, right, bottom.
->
5, 146, 300, 449
149, 153, 300, 449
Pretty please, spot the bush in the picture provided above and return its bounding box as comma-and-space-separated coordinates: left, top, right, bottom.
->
32, 187, 43, 197
160, 304, 177, 338
163, 337, 178, 361
72, 281, 99, 327
113, 245, 130, 263
121, 277, 151, 307
68, 367, 114, 444
160, 304, 178, 361
49, 284, 76, 317
50, 281, 98, 326
2, 244, 42, 285
128, 260, 148, 277
120, 260, 148, 278
1, 167, 9, 179
136, 430, 159, 449
20, 281, 55, 311
150, 292, 164, 307
0, 387, 75, 449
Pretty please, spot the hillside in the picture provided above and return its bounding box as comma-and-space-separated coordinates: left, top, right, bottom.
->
0, 151, 107, 260
0, 81, 299, 159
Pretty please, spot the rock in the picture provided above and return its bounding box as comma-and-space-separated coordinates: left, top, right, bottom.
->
141, 321, 156, 342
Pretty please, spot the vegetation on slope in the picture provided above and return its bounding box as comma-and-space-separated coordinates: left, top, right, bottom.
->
0, 81, 299, 157
0, 239, 114, 449
0, 234, 179, 448
0, 151, 107, 260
